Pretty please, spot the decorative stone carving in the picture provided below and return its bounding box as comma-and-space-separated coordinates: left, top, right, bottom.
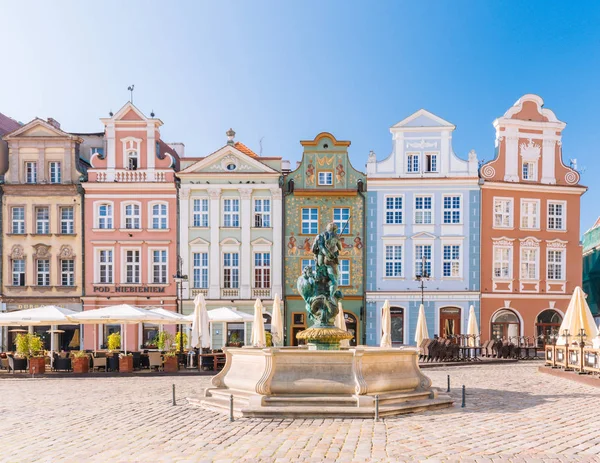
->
481, 164, 495, 178
468, 149, 477, 161
367, 150, 376, 163
565, 171, 579, 185
239, 188, 253, 200
10, 245, 24, 260
59, 245, 74, 259
33, 244, 51, 258
270, 188, 282, 200
519, 138, 541, 161
207, 188, 222, 200
209, 154, 252, 172
546, 239, 568, 249
180, 187, 191, 200
519, 237, 541, 247
406, 139, 437, 149
492, 237, 515, 247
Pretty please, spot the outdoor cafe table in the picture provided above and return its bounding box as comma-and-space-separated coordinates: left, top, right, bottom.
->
200, 353, 226, 371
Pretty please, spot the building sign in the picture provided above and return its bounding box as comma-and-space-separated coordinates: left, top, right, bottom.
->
6, 302, 82, 312
93, 286, 166, 293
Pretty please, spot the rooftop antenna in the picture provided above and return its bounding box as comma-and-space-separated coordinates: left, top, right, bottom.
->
127, 85, 135, 103
259, 136, 265, 156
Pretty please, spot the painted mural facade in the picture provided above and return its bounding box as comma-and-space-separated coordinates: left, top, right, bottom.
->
366, 110, 480, 346
283, 133, 366, 346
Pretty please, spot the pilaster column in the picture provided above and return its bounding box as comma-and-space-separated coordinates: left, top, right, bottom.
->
106, 123, 116, 169
64, 142, 72, 183
503, 131, 519, 182
239, 188, 253, 299
208, 188, 222, 299
146, 125, 155, 170
37, 146, 46, 182
394, 133, 405, 175
180, 187, 191, 299
271, 187, 283, 297
541, 136, 556, 184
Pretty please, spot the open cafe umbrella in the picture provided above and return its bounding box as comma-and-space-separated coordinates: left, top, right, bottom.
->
335, 301, 350, 348
380, 300, 392, 348
556, 286, 599, 345
251, 298, 266, 348
466, 305, 479, 347
0, 305, 79, 326
415, 304, 429, 347
270, 293, 284, 347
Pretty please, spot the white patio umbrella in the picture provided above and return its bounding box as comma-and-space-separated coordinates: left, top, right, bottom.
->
556, 286, 599, 345
271, 293, 284, 347
69, 304, 173, 353
190, 293, 210, 349
335, 301, 350, 348
466, 305, 479, 347
415, 304, 429, 347
380, 300, 392, 348
251, 299, 266, 348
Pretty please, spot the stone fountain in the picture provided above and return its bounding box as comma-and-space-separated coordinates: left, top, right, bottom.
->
193, 221, 452, 418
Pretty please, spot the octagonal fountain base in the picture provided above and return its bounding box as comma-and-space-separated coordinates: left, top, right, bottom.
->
190, 346, 453, 418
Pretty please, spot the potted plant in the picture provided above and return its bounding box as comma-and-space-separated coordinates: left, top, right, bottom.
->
265, 332, 273, 347
163, 351, 178, 372
15, 333, 45, 374
228, 332, 243, 348
107, 332, 121, 352
174, 331, 188, 353
155, 331, 177, 372
155, 331, 174, 352
119, 352, 133, 373
72, 351, 89, 374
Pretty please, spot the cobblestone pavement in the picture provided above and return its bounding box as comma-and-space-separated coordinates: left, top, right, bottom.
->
1, 363, 600, 462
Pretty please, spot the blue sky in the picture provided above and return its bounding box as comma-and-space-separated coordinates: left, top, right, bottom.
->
2, 1, 600, 230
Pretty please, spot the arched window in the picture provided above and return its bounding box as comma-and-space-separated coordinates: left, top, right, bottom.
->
390, 306, 404, 345
491, 309, 521, 341
124, 203, 140, 229
536, 309, 563, 347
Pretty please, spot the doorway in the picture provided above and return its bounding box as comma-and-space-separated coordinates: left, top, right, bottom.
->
440, 307, 461, 338
536, 309, 563, 347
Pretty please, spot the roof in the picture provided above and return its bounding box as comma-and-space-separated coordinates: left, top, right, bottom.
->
234, 141, 258, 157
0, 112, 21, 136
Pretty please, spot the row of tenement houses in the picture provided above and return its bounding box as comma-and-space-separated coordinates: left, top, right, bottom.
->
0, 94, 585, 351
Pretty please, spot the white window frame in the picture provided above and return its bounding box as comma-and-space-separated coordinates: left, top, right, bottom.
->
254, 199, 271, 228
547, 201, 566, 231
520, 199, 540, 230
121, 137, 142, 170
192, 198, 209, 227
442, 195, 461, 224
520, 246, 539, 281
317, 171, 333, 185
96, 202, 114, 230
60, 206, 74, 234
223, 198, 240, 228
493, 197, 514, 229
254, 252, 271, 288
122, 202, 141, 230
493, 246, 512, 280
547, 248, 565, 281
122, 248, 141, 284
301, 208, 319, 234
424, 152, 438, 173
150, 248, 168, 284
49, 161, 62, 184
384, 196, 403, 225
35, 206, 50, 234
442, 244, 461, 278
193, 252, 209, 288
25, 161, 37, 184
384, 244, 403, 278
414, 243, 432, 277
338, 259, 350, 286
406, 152, 419, 173
12, 259, 25, 286
333, 207, 350, 234
11, 206, 25, 234
36, 259, 50, 286
414, 195, 433, 224
223, 252, 239, 289
522, 161, 536, 181
96, 248, 114, 284
61, 259, 75, 286
150, 202, 168, 230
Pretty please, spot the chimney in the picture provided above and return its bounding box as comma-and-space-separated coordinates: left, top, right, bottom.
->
47, 118, 61, 129
226, 128, 236, 146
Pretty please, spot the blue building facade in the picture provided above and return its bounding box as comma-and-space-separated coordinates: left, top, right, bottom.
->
365, 110, 480, 345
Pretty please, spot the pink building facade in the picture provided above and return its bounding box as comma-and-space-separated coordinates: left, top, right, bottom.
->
81, 103, 180, 351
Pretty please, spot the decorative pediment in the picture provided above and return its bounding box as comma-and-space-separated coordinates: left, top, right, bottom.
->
180, 145, 278, 175
392, 109, 455, 129
59, 245, 75, 259
411, 232, 437, 240
4, 118, 77, 140
251, 238, 273, 247
519, 138, 541, 161
546, 239, 568, 249
519, 236, 541, 247
220, 237, 241, 246
492, 236, 515, 247
189, 237, 210, 246
10, 245, 24, 260
33, 244, 51, 258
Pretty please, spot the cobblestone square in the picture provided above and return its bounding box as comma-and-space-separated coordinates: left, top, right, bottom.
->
1, 363, 600, 462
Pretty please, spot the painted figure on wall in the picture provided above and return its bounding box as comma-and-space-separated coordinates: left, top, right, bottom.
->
306, 162, 315, 185
336, 163, 345, 183
353, 233, 363, 256
287, 233, 298, 256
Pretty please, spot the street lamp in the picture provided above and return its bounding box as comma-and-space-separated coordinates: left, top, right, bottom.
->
415, 255, 430, 307
173, 268, 188, 368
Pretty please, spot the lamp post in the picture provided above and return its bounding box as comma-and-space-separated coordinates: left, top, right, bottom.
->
563, 329, 571, 370
550, 330, 558, 368
173, 260, 188, 369
577, 328, 587, 374
415, 255, 430, 307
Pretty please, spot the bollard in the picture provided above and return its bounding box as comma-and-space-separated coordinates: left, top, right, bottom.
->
229, 394, 234, 422
374, 394, 379, 422
32, 366, 35, 379
172, 384, 176, 406
447, 374, 450, 392
461, 385, 466, 408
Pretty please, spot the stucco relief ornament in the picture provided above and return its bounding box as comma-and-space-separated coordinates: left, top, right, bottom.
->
492, 237, 514, 247
407, 139, 437, 149
481, 164, 495, 178
33, 244, 50, 258
520, 237, 541, 248
10, 245, 24, 260
59, 245, 74, 259
207, 188, 222, 200
519, 138, 541, 161
367, 150, 376, 163
565, 171, 579, 185
468, 149, 477, 161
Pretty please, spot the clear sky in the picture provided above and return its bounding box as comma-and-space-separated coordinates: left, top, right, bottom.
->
2, 1, 600, 230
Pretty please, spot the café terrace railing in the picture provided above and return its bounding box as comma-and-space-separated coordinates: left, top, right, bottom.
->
544, 328, 600, 374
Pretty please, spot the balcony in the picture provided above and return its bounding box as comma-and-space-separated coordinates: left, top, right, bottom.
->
94, 170, 168, 183
190, 288, 208, 298
252, 288, 271, 299
221, 288, 239, 298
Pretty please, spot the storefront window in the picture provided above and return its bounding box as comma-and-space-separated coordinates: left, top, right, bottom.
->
390, 307, 404, 345
491, 309, 520, 341
227, 323, 244, 346
536, 309, 563, 347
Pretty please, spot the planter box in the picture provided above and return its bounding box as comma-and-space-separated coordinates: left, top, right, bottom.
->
73, 356, 89, 374
29, 356, 45, 374
119, 356, 133, 373
163, 356, 178, 373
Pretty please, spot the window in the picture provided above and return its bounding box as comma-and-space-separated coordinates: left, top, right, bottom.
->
193, 199, 209, 227
125, 250, 140, 284
443, 196, 460, 224
60, 207, 74, 234
61, 259, 74, 286
318, 172, 333, 185
520, 248, 538, 280
152, 250, 167, 284
127, 151, 138, 170
443, 245, 460, 277
415, 245, 432, 277
25, 161, 37, 183
302, 208, 318, 234
385, 245, 402, 277
547, 249, 564, 280
223, 199, 240, 227
193, 252, 209, 288
124, 204, 140, 229
223, 253, 239, 288
522, 161, 536, 181
37, 260, 50, 286
98, 250, 113, 284
98, 204, 113, 229
333, 207, 350, 234
12, 259, 25, 286
520, 200, 539, 229
11, 207, 25, 234
254, 253, 271, 288
301, 259, 313, 272
407, 153, 419, 173
36, 207, 49, 234
425, 153, 437, 172
494, 198, 513, 228
414, 196, 432, 224
338, 259, 350, 286
49, 162, 61, 184
493, 247, 511, 279
152, 203, 168, 229
254, 199, 271, 228
385, 197, 403, 224
548, 202, 565, 230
